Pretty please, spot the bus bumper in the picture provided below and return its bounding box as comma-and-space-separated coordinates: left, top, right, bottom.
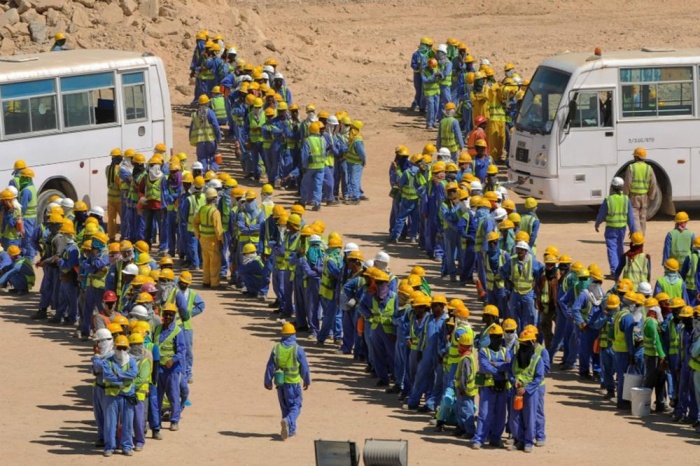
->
507, 170, 558, 202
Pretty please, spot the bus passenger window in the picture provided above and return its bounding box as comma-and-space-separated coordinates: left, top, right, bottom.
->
61, 72, 116, 128
1, 79, 57, 136
571, 91, 602, 128
63, 93, 92, 127
122, 72, 147, 121
30, 96, 57, 131
3, 100, 30, 135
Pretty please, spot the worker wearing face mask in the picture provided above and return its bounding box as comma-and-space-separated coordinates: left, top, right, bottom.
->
91, 328, 113, 449
570, 267, 604, 380
189, 95, 222, 173
129, 332, 152, 452
153, 305, 187, 432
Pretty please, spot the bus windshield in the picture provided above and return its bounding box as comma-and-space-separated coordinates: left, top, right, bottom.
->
516, 66, 571, 135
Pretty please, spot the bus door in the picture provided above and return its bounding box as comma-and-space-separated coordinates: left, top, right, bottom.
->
119, 70, 153, 153
560, 89, 616, 196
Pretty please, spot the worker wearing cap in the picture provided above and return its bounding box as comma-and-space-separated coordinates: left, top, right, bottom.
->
458, 194, 478, 285
435, 44, 453, 111
0, 244, 34, 294
189, 95, 222, 173
616, 232, 651, 290
278, 214, 302, 319
425, 163, 447, 262
101, 334, 138, 456
138, 155, 165, 251
422, 58, 441, 128
339, 248, 366, 358
91, 328, 113, 448
359, 270, 397, 387
17, 168, 37, 259
680, 237, 700, 306
317, 236, 344, 345
588, 294, 622, 399
239, 242, 270, 300
411, 37, 433, 112
247, 97, 267, 182
501, 241, 543, 329
507, 329, 545, 453
183, 176, 206, 269
642, 300, 667, 412
33, 214, 66, 319
484, 231, 509, 315
596, 177, 636, 276
210, 86, 228, 126
437, 104, 464, 161
195, 188, 224, 288
127, 331, 151, 452
663, 211, 695, 267
127, 154, 148, 241
344, 120, 366, 205
472, 324, 510, 448
105, 149, 123, 241
163, 162, 183, 257
153, 303, 187, 431
301, 121, 328, 211
166, 273, 204, 384
623, 147, 658, 234
50, 31, 67, 51
189, 31, 208, 102
83, 233, 110, 340
406, 294, 448, 411
204, 43, 226, 93
612, 292, 638, 409
654, 258, 690, 302
439, 182, 462, 281
570, 268, 603, 379
662, 298, 685, 405
118, 149, 135, 239
236, 191, 265, 277
51, 221, 79, 323
548, 256, 578, 368
265, 324, 312, 441
0, 189, 23, 251
390, 154, 421, 244
447, 331, 476, 438
675, 307, 697, 422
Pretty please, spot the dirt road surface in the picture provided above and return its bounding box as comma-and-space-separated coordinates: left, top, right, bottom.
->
2, 1, 700, 465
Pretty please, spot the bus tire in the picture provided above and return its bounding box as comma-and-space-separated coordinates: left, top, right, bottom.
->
37, 180, 77, 219
616, 163, 670, 220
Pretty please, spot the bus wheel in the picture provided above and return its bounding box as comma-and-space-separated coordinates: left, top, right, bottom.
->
37, 188, 67, 220
646, 186, 662, 219
646, 164, 672, 220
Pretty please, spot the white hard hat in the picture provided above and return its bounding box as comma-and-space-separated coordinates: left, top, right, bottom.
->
122, 264, 139, 276
480, 58, 491, 66
611, 177, 624, 188
207, 179, 222, 189
437, 44, 448, 54
637, 282, 652, 296
364, 259, 375, 268
326, 115, 339, 126
93, 328, 112, 341
47, 202, 59, 211
61, 198, 74, 209
497, 186, 508, 199
374, 251, 390, 264
261, 72, 269, 80
438, 147, 451, 157
89, 206, 105, 218
495, 191, 503, 201
274, 72, 284, 80
240, 75, 253, 82
493, 207, 508, 221
344, 242, 359, 253
470, 181, 483, 192
513, 76, 523, 85
130, 305, 149, 319
309, 234, 323, 244
263, 65, 274, 74
7, 186, 17, 196
515, 241, 530, 251
192, 161, 204, 170
227, 47, 237, 55
205, 187, 218, 199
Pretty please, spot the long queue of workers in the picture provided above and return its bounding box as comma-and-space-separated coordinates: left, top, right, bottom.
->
411, 37, 527, 163
188, 30, 368, 210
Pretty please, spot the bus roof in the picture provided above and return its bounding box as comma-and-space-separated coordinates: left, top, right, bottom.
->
542, 48, 700, 74
0, 49, 161, 83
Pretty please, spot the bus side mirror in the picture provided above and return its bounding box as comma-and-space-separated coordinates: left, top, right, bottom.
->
564, 99, 577, 133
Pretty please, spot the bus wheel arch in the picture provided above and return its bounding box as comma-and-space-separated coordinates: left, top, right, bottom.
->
37, 177, 78, 218
615, 162, 672, 220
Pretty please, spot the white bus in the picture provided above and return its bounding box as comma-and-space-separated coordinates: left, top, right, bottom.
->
507, 47, 700, 218
0, 49, 172, 213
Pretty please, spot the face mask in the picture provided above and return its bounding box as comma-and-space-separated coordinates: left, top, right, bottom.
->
242, 253, 256, 265
504, 332, 517, 344
245, 202, 256, 213
149, 165, 162, 179
97, 338, 114, 357
114, 349, 130, 366
129, 343, 144, 360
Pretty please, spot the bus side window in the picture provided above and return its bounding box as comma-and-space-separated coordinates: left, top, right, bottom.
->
570, 91, 602, 128
61, 72, 116, 128
3, 100, 31, 135
1, 80, 58, 136
122, 72, 147, 121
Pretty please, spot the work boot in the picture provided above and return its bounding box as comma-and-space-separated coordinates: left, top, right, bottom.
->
47, 316, 62, 324
471, 442, 482, 450
385, 385, 401, 394
452, 427, 465, 437
434, 420, 445, 432
31, 308, 48, 320
603, 390, 615, 400
535, 439, 546, 447
169, 423, 179, 431
312, 205, 321, 212
152, 430, 162, 440
375, 379, 389, 387
280, 419, 289, 440
268, 299, 280, 308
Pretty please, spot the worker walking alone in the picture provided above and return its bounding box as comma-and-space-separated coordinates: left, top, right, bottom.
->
264, 323, 311, 440
623, 147, 657, 234
595, 177, 636, 277
189, 95, 222, 173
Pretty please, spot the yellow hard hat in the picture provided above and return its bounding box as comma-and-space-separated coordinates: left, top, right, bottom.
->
253, 98, 264, 108
633, 147, 647, 158
544, 254, 558, 264
589, 268, 605, 282
309, 121, 321, 134
133, 153, 146, 164
524, 197, 538, 209
7, 245, 21, 256
124, 149, 136, 158
488, 324, 504, 335
445, 102, 456, 111
162, 302, 178, 313
458, 333, 474, 346
179, 271, 193, 284
351, 120, 363, 131
420, 36, 434, 46
328, 237, 342, 248
558, 254, 572, 264
515, 231, 530, 243
149, 154, 163, 165
281, 323, 296, 335
194, 176, 206, 189
242, 243, 257, 254
675, 211, 689, 223
606, 294, 621, 309
508, 212, 521, 223
287, 213, 302, 228
265, 107, 275, 117
502, 318, 517, 332
59, 219, 75, 235
136, 292, 154, 303
484, 305, 499, 317
665, 258, 680, 272
290, 204, 305, 216
114, 335, 130, 348
432, 162, 446, 173
261, 184, 274, 195
431, 294, 447, 305
19, 167, 34, 178
55, 32, 66, 41
670, 297, 686, 308
245, 190, 257, 201
13, 159, 27, 170
487, 231, 500, 242
487, 165, 498, 175
630, 232, 645, 245
679, 306, 694, 318
128, 332, 144, 345
73, 201, 88, 212
159, 268, 175, 281
518, 329, 536, 342
654, 291, 670, 302
413, 294, 432, 307
198, 94, 210, 105
182, 172, 194, 183
474, 139, 488, 148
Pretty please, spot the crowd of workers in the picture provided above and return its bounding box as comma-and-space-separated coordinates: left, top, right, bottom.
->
3, 32, 700, 454
410, 37, 527, 163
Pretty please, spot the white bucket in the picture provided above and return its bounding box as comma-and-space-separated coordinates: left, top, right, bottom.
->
622, 372, 643, 401
630, 387, 652, 417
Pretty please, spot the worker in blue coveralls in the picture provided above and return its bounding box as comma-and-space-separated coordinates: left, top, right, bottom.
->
264, 323, 311, 440
153, 304, 187, 432
595, 177, 636, 276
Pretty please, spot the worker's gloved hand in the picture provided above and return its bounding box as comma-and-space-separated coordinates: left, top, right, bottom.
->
347, 298, 357, 308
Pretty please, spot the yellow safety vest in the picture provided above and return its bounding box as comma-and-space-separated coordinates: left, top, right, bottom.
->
306, 136, 326, 170
370, 294, 396, 334
605, 194, 629, 228
187, 193, 205, 233
273, 343, 302, 384
455, 352, 478, 396
345, 135, 364, 165
104, 360, 134, 397
145, 176, 162, 202
107, 164, 122, 202
612, 309, 630, 352
439, 117, 459, 153
154, 324, 182, 365
447, 325, 474, 365
510, 257, 534, 294
198, 204, 218, 238
189, 112, 216, 145
629, 162, 651, 195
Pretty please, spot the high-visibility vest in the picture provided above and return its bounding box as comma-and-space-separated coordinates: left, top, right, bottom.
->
2, 209, 22, 240
657, 276, 684, 300
447, 325, 474, 365
599, 317, 614, 349
513, 346, 542, 386
439, 117, 459, 153
145, 176, 162, 202
612, 309, 630, 352
279, 232, 300, 272
520, 213, 537, 241
21, 184, 37, 220
685, 252, 699, 291
642, 317, 662, 357
669, 229, 693, 264
88, 251, 109, 288
345, 135, 364, 165
579, 292, 594, 321
135, 357, 152, 401
477, 347, 507, 387
488, 87, 506, 122
198, 204, 218, 238
629, 162, 651, 195
211, 96, 227, 121
605, 194, 629, 228
439, 63, 452, 87
401, 170, 418, 201
107, 164, 122, 202
220, 196, 231, 233
306, 136, 326, 170
668, 321, 680, 355
248, 113, 266, 143
187, 193, 205, 233
510, 257, 534, 294
16, 257, 35, 288
370, 295, 396, 334
189, 112, 216, 145
622, 253, 649, 287
154, 324, 182, 365
129, 171, 146, 202
422, 70, 439, 96
104, 360, 134, 396
475, 216, 487, 253
239, 212, 261, 244
319, 253, 342, 301
485, 251, 507, 290
168, 288, 198, 331
455, 352, 478, 396
273, 343, 302, 384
